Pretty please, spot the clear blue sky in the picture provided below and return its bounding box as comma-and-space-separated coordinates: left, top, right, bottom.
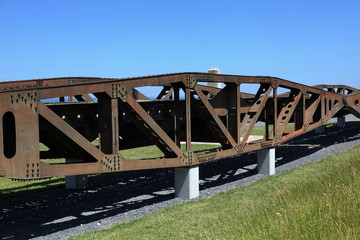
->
1, 0, 359, 90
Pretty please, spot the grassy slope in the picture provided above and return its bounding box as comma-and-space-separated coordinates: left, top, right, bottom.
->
75, 145, 360, 240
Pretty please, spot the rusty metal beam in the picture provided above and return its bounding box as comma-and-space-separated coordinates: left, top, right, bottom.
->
0, 72, 359, 180
193, 85, 236, 148
239, 84, 272, 144
38, 102, 104, 161
96, 93, 119, 154
119, 90, 182, 157
275, 90, 302, 143
185, 87, 192, 152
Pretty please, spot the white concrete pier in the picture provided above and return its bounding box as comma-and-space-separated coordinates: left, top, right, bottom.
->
65, 158, 88, 189
175, 166, 199, 199
65, 175, 88, 189
337, 116, 346, 128
315, 125, 325, 134
257, 148, 276, 175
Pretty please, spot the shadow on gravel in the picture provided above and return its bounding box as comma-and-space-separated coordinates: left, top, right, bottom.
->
1, 122, 360, 240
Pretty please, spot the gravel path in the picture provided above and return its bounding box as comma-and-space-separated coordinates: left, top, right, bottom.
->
1, 122, 360, 240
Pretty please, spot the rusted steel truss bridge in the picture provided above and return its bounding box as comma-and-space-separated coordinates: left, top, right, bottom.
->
0, 72, 359, 184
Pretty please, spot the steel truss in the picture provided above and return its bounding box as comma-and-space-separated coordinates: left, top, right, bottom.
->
0, 73, 359, 179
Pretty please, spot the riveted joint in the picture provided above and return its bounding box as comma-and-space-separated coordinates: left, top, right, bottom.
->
181, 151, 197, 166
271, 79, 279, 89
301, 87, 307, 95
275, 134, 281, 144
185, 75, 197, 89
26, 163, 40, 178
304, 123, 309, 132
112, 84, 128, 100
10, 91, 38, 113
234, 143, 245, 153
101, 154, 122, 171
236, 77, 242, 85
209, 88, 218, 97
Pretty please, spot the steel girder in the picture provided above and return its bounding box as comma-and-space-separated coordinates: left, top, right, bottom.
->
0, 73, 359, 179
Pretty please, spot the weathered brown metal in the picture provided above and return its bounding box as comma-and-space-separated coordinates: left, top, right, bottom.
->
193, 85, 236, 148
0, 73, 359, 179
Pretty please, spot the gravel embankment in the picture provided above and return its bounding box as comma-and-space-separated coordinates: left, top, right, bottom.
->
1, 122, 360, 240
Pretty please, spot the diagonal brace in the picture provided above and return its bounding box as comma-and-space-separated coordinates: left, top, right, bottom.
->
239, 85, 272, 144
38, 102, 104, 161
122, 93, 183, 157
304, 94, 321, 125
194, 85, 236, 147
276, 90, 302, 138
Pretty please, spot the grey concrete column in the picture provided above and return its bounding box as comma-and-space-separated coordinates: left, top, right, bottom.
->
207, 68, 222, 88
315, 125, 325, 134
65, 158, 88, 189
257, 148, 275, 175
175, 166, 199, 199
65, 175, 88, 189
337, 116, 346, 128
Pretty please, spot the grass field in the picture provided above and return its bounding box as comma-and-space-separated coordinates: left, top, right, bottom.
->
74, 145, 360, 240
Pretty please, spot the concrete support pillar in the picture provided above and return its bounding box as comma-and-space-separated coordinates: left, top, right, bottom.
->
207, 68, 222, 88
65, 175, 88, 189
65, 159, 88, 189
175, 166, 199, 199
257, 148, 275, 176
337, 116, 346, 128
315, 125, 325, 134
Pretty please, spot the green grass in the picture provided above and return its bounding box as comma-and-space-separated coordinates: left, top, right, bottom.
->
0, 173, 121, 200
250, 124, 294, 136
0, 176, 65, 200
74, 145, 360, 240
119, 143, 221, 159
249, 125, 266, 136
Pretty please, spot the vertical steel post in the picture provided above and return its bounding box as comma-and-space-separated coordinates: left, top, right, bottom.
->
97, 94, 119, 154
265, 107, 269, 140
273, 87, 278, 140
174, 86, 180, 147
185, 87, 191, 151
295, 94, 305, 131
321, 94, 325, 121
175, 85, 199, 200
236, 83, 241, 143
